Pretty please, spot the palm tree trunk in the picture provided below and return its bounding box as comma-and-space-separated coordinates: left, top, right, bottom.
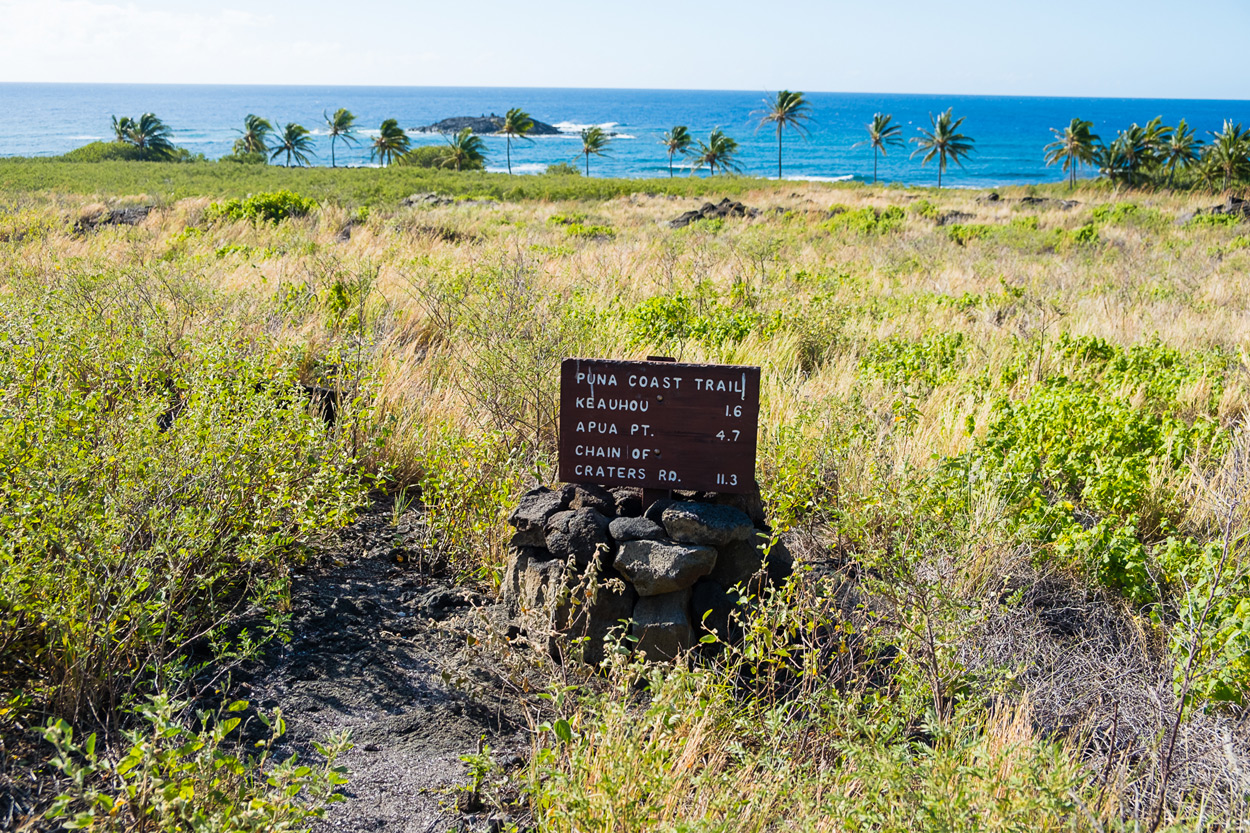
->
669, 153, 673, 178
873, 148, 878, 184
331, 137, 336, 168
777, 124, 783, 180
507, 137, 512, 176
585, 153, 589, 177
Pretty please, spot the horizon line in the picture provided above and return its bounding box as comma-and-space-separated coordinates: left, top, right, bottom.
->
2, 80, 1248, 104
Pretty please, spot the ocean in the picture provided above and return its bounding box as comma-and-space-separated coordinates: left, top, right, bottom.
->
3, 83, 1249, 187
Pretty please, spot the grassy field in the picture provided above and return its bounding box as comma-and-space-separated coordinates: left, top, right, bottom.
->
1, 164, 1248, 830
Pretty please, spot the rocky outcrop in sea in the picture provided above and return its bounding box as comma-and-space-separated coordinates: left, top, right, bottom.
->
412, 114, 562, 136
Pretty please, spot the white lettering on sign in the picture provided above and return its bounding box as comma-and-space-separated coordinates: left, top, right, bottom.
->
574, 397, 650, 412
576, 421, 619, 434
628, 374, 683, 390
576, 371, 618, 386
574, 445, 622, 459
693, 375, 748, 398
574, 464, 647, 480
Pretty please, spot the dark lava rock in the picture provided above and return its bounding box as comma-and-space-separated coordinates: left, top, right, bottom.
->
545, 507, 612, 566
1182, 195, 1250, 225
608, 516, 665, 543
507, 487, 569, 546
413, 114, 562, 136
937, 211, 975, 226
75, 205, 151, 233
401, 192, 455, 208
561, 483, 616, 516
669, 197, 761, 228
614, 539, 717, 596
632, 589, 694, 661
977, 192, 1001, 202
661, 502, 755, 548
611, 486, 643, 518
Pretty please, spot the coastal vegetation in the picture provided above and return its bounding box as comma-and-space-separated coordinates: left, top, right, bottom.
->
855, 112, 903, 184
693, 128, 742, 175
324, 108, 360, 168
31, 98, 1250, 190
661, 125, 693, 177
440, 127, 488, 172
270, 122, 316, 168
371, 118, 411, 167
757, 89, 811, 179
2, 168, 1249, 828
499, 108, 534, 175
910, 108, 976, 188
579, 126, 610, 175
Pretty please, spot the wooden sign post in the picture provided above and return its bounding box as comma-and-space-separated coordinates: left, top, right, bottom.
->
558, 357, 761, 495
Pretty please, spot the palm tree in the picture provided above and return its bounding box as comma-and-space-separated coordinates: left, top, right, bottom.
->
854, 113, 903, 184
324, 108, 359, 167
910, 109, 975, 188
757, 90, 811, 179
1205, 120, 1250, 190
1142, 116, 1172, 160
1162, 119, 1202, 185
111, 113, 175, 157
1093, 139, 1131, 185
661, 126, 693, 178
440, 127, 486, 172
270, 122, 316, 168
371, 119, 411, 167
1113, 124, 1155, 184
580, 126, 610, 176
1043, 118, 1100, 188
499, 108, 534, 175
693, 129, 743, 176
233, 114, 273, 155
111, 115, 135, 143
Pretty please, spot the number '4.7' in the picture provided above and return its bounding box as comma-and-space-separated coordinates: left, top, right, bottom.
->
716, 430, 741, 441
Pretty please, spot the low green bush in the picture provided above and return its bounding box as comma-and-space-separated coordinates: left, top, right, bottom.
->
43, 693, 351, 831
824, 205, 905, 235
205, 190, 317, 224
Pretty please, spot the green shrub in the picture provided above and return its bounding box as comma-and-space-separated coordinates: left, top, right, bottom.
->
42, 693, 350, 831
625, 292, 779, 349
861, 331, 967, 388
1186, 212, 1241, 228
205, 190, 317, 224
547, 212, 587, 227
946, 223, 993, 246
911, 198, 940, 220
1090, 201, 1141, 224
58, 141, 158, 163
0, 279, 369, 714
565, 223, 615, 239
398, 145, 485, 171
544, 162, 582, 176
219, 151, 268, 166
824, 205, 905, 235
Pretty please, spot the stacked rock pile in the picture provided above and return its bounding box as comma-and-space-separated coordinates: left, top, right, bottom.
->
501, 483, 791, 663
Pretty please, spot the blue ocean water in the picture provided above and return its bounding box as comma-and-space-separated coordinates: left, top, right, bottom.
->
3, 83, 1249, 187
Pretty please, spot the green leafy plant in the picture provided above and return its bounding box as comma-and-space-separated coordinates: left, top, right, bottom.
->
42, 694, 351, 832
205, 190, 317, 224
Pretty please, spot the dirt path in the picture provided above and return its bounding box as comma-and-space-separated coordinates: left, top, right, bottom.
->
235, 506, 537, 832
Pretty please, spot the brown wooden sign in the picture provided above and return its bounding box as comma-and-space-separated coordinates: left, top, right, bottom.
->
558, 358, 760, 493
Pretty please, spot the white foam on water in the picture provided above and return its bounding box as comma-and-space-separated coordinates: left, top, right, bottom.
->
553, 121, 619, 133
485, 162, 547, 174
783, 174, 855, 182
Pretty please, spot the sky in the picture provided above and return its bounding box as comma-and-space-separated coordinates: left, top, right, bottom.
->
1, 0, 1248, 100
